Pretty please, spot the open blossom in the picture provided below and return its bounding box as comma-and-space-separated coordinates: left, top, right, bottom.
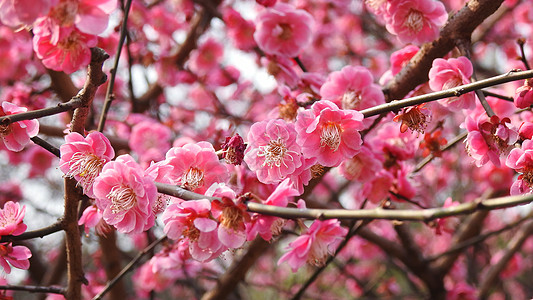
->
161, 142, 229, 194
129, 120, 171, 163
320, 66, 385, 117
209, 183, 250, 249
254, 3, 314, 57
93, 155, 157, 234
465, 115, 518, 167
162, 199, 225, 262
428, 56, 475, 109
339, 145, 383, 183
506, 139, 533, 195
0, 242, 31, 274
295, 100, 364, 167
46, 0, 117, 35
0, 201, 26, 236
33, 20, 98, 74
0, 0, 54, 27
244, 119, 303, 184
188, 38, 224, 75
385, 0, 448, 45
246, 178, 299, 241
278, 219, 347, 272
0, 101, 39, 152
59, 131, 115, 198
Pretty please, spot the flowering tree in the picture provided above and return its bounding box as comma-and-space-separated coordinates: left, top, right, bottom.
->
1, 0, 533, 299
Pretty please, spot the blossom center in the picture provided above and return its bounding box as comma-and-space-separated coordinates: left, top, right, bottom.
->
341, 91, 362, 110
221, 206, 243, 231
278, 24, 293, 40
182, 167, 205, 191
320, 122, 342, 151
184, 226, 200, 242
50, 0, 78, 27
442, 76, 463, 90
67, 152, 105, 189
405, 9, 424, 33
0, 124, 11, 136
257, 137, 288, 168
107, 185, 137, 214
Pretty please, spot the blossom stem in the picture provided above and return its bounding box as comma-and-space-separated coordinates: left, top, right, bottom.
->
517, 38, 531, 70
362, 69, 533, 118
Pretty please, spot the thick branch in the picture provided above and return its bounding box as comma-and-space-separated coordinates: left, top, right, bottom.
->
384, 0, 505, 101
0, 221, 63, 243
64, 48, 109, 300
0, 285, 65, 295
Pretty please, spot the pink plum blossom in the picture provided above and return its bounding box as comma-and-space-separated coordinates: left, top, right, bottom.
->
339, 145, 384, 183
188, 38, 224, 75
33, 20, 98, 74
428, 56, 476, 109
295, 100, 364, 167
0, 101, 39, 152
59, 131, 115, 198
244, 119, 303, 184
129, 120, 171, 164
93, 154, 157, 234
505, 139, 533, 195
385, 0, 448, 45
46, 0, 117, 35
161, 142, 229, 194
0, 0, 55, 27
514, 80, 533, 108
78, 205, 109, 235
162, 199, 225, 262
390, 45, 419, 75
278, 219, 347, 272
25, 145, 56, 178
254, 3, 315, 57
0, 242, 31, 274
319, 66, 385, 116
465, 115, 518, 167
223, 8, 256, 51
209, 183, 249, 249
0, 201, 26, 236
246, 178, 299, 241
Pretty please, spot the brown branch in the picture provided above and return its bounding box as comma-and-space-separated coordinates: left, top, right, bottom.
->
0, 284, 65, 295
0, 98, 82, 126
64, 47, 109, 300
38, 124, 130, 152
98, 231, 126, 299
384, 0, 505, 102
47, 70, 78, 103
0, 221, 63, 243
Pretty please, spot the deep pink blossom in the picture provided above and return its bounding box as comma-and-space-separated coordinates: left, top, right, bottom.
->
33, 20, 98, 74
162, 199, 225, 262
385, 0, 448, 44
465, 114, 518, 167
59, 131, 115, 198
319, 66, 385, 115
25, 145, 55, 178
0, 242, 31, 274
506, 139, 533, 195
390, 45, 419, 75
161, 142, 229, 194
93, 155, 157, 234
244, 119, 303, 184
428, 56, 476, 109
0, 201, 26, 236
78, 205, 109, 235
278, 219, 347, 272
295, 100, 364, 167
188, 38, 224, 75
254, 3, 315, 57
339, 145, 384, 183
223, 8, 256, 51
514, 80, 533, 109
0, 101, 39, 152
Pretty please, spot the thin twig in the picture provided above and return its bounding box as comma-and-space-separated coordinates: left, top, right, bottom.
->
30, 136, 60, 158
97, 0, 133, 132
0, 98, 82, 126
517, 38, 531, 70
0, 221, 63, 243
412, 131, 468, 173
362, 69, 533, 118
0, 285, 65, 295
92, 235, 167, 300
